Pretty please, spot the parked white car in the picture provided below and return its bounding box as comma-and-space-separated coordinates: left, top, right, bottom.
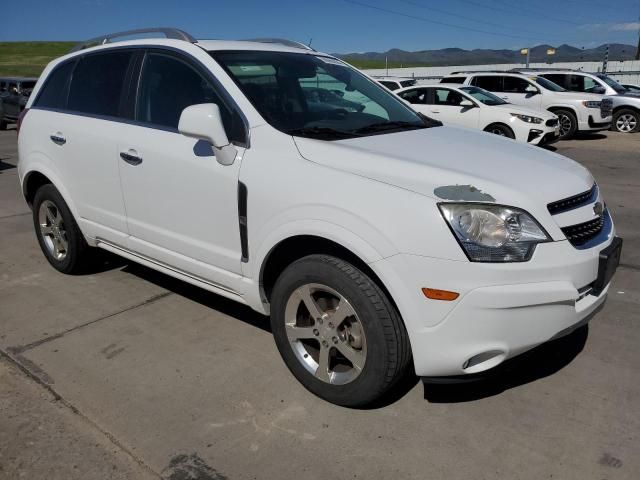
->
18, 29, 622, 406
396, 84, 560, 145
513, 69, 640, 133
441, 72, 613, 139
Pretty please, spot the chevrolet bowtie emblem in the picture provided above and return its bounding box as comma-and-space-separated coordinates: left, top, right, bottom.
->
593, 202, 604, 216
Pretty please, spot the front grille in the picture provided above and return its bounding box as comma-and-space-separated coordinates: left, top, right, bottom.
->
600, 98, 613, 118
561, 214, 605, 247
545, 118, 558, 127
547, 184, 598, 215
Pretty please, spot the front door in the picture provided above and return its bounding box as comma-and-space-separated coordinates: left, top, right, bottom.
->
500, 76, 543, 110
118, 50, 246, 290
427, 87, 480, 128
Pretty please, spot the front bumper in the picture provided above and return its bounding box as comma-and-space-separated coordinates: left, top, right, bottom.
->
580, 115, 612, 131
371, 235, 618, 377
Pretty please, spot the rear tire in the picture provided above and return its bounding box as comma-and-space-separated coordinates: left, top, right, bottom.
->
554, 109, 578, 139
483, 123, 515, 139
613, 108, 639, 133
270, 254, 412, 407
32, 184, 95, 274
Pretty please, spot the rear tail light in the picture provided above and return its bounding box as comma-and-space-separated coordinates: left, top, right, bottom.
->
17, 108, 29, 137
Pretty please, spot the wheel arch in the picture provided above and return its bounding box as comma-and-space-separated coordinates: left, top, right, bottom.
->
258, 234, 399, 315
21, 163, 80, 221
613, 104, 640, 115
547, 105, 577, 116
483, 122, 515, 137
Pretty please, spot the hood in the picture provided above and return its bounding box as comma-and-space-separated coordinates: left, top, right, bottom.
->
493, 103, 556, 119
294, 126, 593, 210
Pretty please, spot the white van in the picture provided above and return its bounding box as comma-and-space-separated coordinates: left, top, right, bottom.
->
18, 29, 621, 406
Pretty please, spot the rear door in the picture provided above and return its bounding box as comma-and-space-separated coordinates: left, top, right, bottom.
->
117, 49, 247, 288
29, 51, 135, 243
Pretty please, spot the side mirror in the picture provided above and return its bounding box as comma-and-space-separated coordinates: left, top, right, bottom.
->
178, 103, 237, 166
460, 99, 475, 108
590, 86, 606, 94
525, 86, 539, 95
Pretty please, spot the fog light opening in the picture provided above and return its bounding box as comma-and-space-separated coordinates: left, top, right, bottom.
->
462, 350, 506, 373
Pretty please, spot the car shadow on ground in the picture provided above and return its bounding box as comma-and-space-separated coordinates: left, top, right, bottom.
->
0, 159, 16, 172
120, 259, 271, 333
422, 325, 588, 403
87, 254, 588, 407
572, 133, 608, 141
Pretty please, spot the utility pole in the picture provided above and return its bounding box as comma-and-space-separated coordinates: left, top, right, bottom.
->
636, 23, 639, 60
602, 44, 609, 74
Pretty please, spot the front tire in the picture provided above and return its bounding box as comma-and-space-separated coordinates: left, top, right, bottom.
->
483, 123, 515, 139
554, 109, 578, 139
32, 184, 94, 274
613, 109, 639, 133
270, 255, 412, 407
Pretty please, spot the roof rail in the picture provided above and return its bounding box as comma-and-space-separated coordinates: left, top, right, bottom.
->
450, 70, 507, 74
509, 67, 578, 72
244, 38, 316, 51
70, 27, 196, 53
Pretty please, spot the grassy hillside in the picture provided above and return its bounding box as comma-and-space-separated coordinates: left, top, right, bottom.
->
0, 42, 75, 77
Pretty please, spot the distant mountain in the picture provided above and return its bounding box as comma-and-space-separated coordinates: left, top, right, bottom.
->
336, 43, 637, 67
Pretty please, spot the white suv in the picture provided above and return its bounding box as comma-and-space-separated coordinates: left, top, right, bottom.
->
18, 29, 622, 406
514, 69, 640, 134
441, 72, 613, 139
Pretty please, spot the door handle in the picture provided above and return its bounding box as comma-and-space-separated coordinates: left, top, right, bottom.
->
431, 110, 440, 114
50, 133, 66, 145
120, 150, 143, 166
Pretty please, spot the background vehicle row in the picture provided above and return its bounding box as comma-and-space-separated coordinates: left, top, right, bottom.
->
440, 72, 613, 139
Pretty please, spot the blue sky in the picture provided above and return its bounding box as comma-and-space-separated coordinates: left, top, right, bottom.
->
2, 0, 639, 53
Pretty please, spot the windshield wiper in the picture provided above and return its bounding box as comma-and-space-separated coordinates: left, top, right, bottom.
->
353, 120, 425, 134
286, 126, 360, 140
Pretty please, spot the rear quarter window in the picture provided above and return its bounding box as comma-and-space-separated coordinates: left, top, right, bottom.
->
441, 77, 465, 84
34, 61, 75, 109
67, 51, 134, 118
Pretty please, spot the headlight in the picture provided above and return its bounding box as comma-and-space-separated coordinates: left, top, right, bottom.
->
438, 203, 551, 262
582, 101, 601, 108
511, 113, 543, 124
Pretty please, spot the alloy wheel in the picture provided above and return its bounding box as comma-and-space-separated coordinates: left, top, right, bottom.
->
558, 114, 572, 137
616, 114, 637, 133
38, 200, 68, 261
284, 283, 367, 385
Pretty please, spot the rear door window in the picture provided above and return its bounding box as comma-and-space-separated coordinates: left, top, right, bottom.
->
68, 51, 134, 117
471, 76, 503, 92
398, 88, 428, 104
34, 61, 75, 109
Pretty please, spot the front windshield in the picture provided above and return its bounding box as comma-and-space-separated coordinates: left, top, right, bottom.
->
533, 76, 566, 92
460, 86, 507, 105
211, 51, 433, 140
597, 74, 627, 94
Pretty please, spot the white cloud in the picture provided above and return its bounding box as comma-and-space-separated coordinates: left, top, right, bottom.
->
579, 22, 640, 32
